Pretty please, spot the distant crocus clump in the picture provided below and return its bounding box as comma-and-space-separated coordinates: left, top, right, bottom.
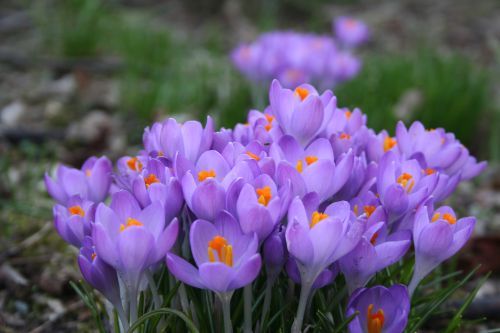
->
45, 79, 485, 333
231, 17, 367, 89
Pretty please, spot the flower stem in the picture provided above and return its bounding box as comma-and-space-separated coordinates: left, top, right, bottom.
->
145, 270, 162, 309
259, 277, 275, 331
291, 281, 313, 333
243, 284, 253, 333
129, 286, 138, 328
114, 300, 129, 332
219, 293, 233, 333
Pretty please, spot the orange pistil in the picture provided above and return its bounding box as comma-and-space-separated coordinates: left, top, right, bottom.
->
120, 217, 144, 232
198, 169, 216, 182
305, 155, 318, 165
367, 304, 385, 333
345, 110, 352, 119
424, 168, 436, 175
144, 174, 160, 188
431, 212, 457, 225
256, 186, 272, 206
265, 114, 274, 123
363, 205, 376, 218
310, 211, 329, 228
68, 205, 85, 217
246, 151, 260, 161
370, 232, 379, 245
383, 137, 397, 152
294, 87, 310, 101
127, 157, 143, 172
340, 133, 351, 140
208, 235, 233, 266
265, 123, 272, 132
397, 173, 415, 193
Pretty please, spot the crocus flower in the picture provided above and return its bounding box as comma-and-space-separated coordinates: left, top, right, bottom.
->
92, 191, 179, 292
286, 259, 339, 290
53, 196, 95, 247
131, 158, 183, 223
334, 17, 369, 48
409, 205, 475, 295
328, 51, 362, 83
346, 284, 410, 333
340, 222, 411, 293
263, 226, 287, 280
45, 156, 112, 205
166, 211, 261, 293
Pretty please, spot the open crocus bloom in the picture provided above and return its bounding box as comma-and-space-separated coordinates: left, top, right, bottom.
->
53, 196, 95, 248
340, 221, 411, 293
92, 191, 179, 290
142, 116, 214, 166
182, 150, 255, 221
271, 135, 354, 202
347, 284, 410, 333
286, 195, 364, 286
166, 211, 261, 293
334, 17, 370, 48
409, 205, 475, 295
131, 158, 183, 223
45, 156, 112, 205
377, 151, 437, 220
269, 80, 336, 146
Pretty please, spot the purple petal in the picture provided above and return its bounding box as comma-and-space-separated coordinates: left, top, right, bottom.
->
166, 253, 204, 289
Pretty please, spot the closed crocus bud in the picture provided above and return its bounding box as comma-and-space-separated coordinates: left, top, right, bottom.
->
78, 237, 121, 307
53, 196, 95, 248
334, 17, 369, 48
263, 226, 287, 279
340, 221, 411, 293
346, 284, 410, 333
45, 156, 112, 205
92, 191, 179, 292
409, 205, 475, 295
166, 211, 262, 294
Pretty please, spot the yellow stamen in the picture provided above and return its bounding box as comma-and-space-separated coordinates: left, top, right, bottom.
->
363, 205, 376, 218
294, 87, 310, 101
256, 186, 272, 206
367, 304, 385, 333
127, 157, 143, 172
397, 173, 415, 193
120, 217, 144, 232
353, 204, 359, 216
296, 160, 303, 173
207, 235, 233, 267
246, 151, 260, 161
431, 212, 441, 222
144, 174, 160, 188
383, 137, 397, 152
310, 211, 329, 228
198, 169, 216, 182
305, 155, 318, 165
68, 205, 85, 217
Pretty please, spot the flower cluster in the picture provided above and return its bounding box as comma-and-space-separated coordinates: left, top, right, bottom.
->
46, 79, 485, 333
231, 17, 368, 89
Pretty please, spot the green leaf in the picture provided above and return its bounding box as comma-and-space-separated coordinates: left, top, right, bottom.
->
127, 308, 200, 333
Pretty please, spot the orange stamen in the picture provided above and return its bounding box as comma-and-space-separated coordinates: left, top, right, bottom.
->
367, 304, 385, 333
256, 186, 272, 206
294, 87, 310, 101
144, 174, 160, 188
265, 123, 272, 132
397, 173, 415, 193
127, 157, 143, 172
353, 204, 359, 216
345, 110, 352, 119
207, 235, 233, 266
310, 211, 329, 228
305, 155, 318, 165
265, 114, 274, 123
443, 213, 457, 225
370, 232, 379, 245
383, 137, 397, 152
246, 151, 260, 161
424, 168, 435, 175
91, 252, 97, 261
296, 160, 303, 173
363, 205, 376, 218
85, 169, 92, 177
120, 217, 144, 232
68, 205, 85, 217
340, 133, 351, 140
198, 169, 216, 182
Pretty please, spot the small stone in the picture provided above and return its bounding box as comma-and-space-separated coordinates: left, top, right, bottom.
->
0, 101, 26, 127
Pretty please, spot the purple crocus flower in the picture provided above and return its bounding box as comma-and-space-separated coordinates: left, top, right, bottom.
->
409, 205, 475, 295
166, 211, 261, 293
327, 51, 362, 83
131, 158, 183, 223
377, 151, 437, 220
346, 284, 410, 333
53, 196, 95, 247
263, 226, 287, 280
45, 156, 112, 205
92, 191, 179, 292
334, 17, 369, 48
340, 221, 411, 293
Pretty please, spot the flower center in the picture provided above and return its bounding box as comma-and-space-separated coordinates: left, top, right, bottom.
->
144, 173, 160, 188
198, 169, 216, 182
294, 87, 310, 101
256, 186, 272, 206
431, 212, 457, 225
424, 168, 435, 175
264, 114, 274, 132
68, 205, 85, 217
120, 217, 144, 232
340, 133, 351, 140
296, 155, 318, 173
397, 172, 415, 193
363, 205, 376, 218
127, 157, 143, 172
208, 235, 233, 267
310, 211, 329, 228
246, 151, 260, 161
367, 304, 385, 333
383, 136, 397, 152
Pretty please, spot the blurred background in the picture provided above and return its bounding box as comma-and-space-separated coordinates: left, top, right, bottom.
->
0, 0, 498, 331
